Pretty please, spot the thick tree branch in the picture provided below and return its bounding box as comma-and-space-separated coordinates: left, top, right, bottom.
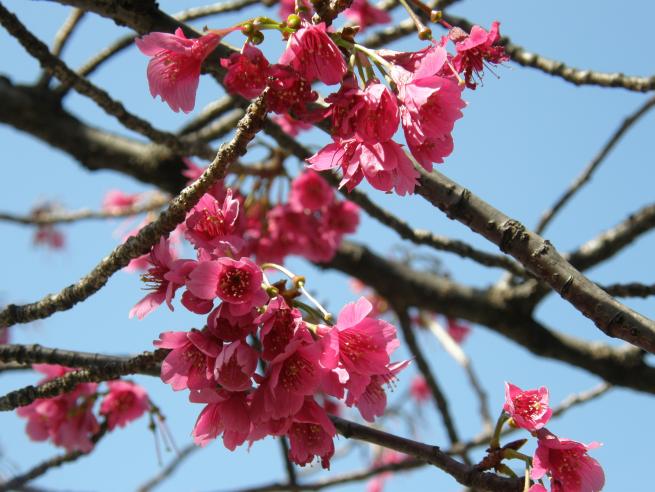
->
0, 94, 268, 329
416, 168, 655, 353
0, 344, 165, 376
0, 349, 165, 411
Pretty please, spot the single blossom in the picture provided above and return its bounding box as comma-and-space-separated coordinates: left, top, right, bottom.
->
450, 21, 509, 89
527, 485, 548, 492
289, 171, 335, 212
286, 398, 336, 468
446, 318, 471, 344
221, 44, 270, 99
136, 28, 233, 113
191, 388, 251, 450
102, 189, 140, 212
185, 190, 244, 255
409, 375, 431, 403
272, 113, 312, 137
531, 429, 605, 492
256, 297, 305, 361
129, 237, 193, 319
344, 0, 392, 31
323, 200, 360, 235
187, 257, 267, 315
154, 329, 222, 391
279, 22, 347, 85
266, 64, 319, 118
354, 82, 400, 144
503, 382, 552, 432
208, 302, 258, 342
325, 77, 365, 139
34, 226, 65, 250
100, 380, 150, 430
214, 339, 259, 391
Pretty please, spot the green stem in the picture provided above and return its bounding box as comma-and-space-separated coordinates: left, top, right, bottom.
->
490, 412, 509, 449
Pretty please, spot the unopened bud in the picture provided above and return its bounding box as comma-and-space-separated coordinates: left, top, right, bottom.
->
418, 27, 432, 40
286, 13, 301, 29
241, 22, 253, 35
430, 10, 442, 23
250, 30, 265, 45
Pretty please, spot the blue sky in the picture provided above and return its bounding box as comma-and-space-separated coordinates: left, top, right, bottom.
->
1, 1, 654, 490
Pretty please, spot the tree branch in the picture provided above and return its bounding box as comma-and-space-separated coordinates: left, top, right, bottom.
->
536, 94, 655, 234
135, 444, 198, 492
37, 7, 85, 87
0, 94, 268, 329
416, 167, 655, 353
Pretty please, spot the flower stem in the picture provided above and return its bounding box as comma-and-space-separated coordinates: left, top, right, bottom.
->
490, 411, 509, 449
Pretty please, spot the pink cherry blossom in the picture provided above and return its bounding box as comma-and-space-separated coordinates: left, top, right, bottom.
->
446, 318, 471, 344
267, 64, 319, 118
344, 0, 391, 31
528, 485, 548, 492
272, 113, 313, 137
259, 329, 326, 419
191, 388, 251, 450
185, 190, 244, 255
256, 297, 305, 361
354, 82, 399, 144
325, 77, 365, 139
154, 329, 222, 391
503, 382, 552, 432
102, 189, 140, 212
34, 226, 65, 250
531, 429, 605, 492
308, 138, 419, 195
187, 257, 267, 315
349, 360, 410, 422
0, 326, 9, 344
410, 375, 430, 403
365, 450, 408, 492
17, 365, 99, 452
289, 171, 335, 212
450, 21, 509, 89
323, 200, 360, 235
278, 0, 312, 19
129, 237, 193, 319
208, 302, 258, 342
214, 339, 259, 391
221, 44, 270, 99
136, 28, 232, 113
99, 380, 150, 430
286, 398, 336, 468
279, 22, 347, 86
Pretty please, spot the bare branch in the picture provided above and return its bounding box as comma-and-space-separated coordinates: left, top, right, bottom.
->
135, 444, 198, 492
0, 196, 168, 226
0, 344, 165, 377
0, 94, 269, 329
37, 8, 85, 87
331, 416, 522, 491
536, 95, 655, 234
601, 282, 655, 299
416, 167, 655, 353
395, 310, 466, 458
278, 438, 299, 492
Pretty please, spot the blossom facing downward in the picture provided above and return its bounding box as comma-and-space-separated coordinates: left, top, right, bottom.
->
100, 380, 150, 430
531, 429, 605, 492
410, 375, 430, 403
503, 382, 552, 432
136, 28, 232, 113
279, 23, 347, 85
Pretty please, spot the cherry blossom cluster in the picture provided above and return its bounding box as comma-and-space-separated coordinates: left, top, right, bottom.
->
501, 382, 605, 491
17, 364, 149, 452
136, 9, 508, 196
127, 171, 358, 319
153, 288, 407, 468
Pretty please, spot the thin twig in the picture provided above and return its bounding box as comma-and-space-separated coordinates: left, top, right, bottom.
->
536, 95, 655, 234
135, 444, 198, 492
278, 438, 299, 491
441, 12, 655, 93
0, 423, 109, 492
0, 94, 269, 329
37, 7, 85, 87
601, 282, 655, 299
0, 196, 168, 226
426, 317, 493, 435
395, 310, 468, 462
